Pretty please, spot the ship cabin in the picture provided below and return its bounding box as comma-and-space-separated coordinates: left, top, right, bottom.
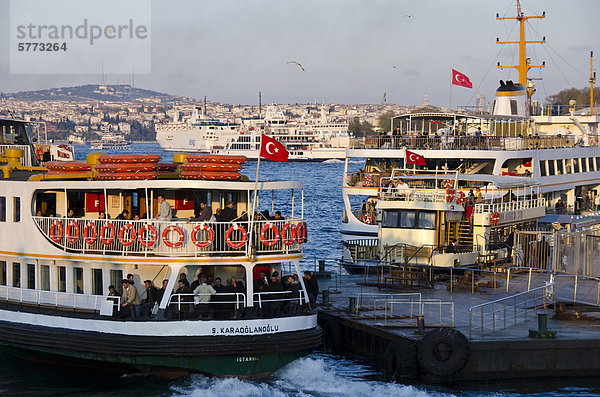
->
344, 168, 545, 268
0, 149, 311, 324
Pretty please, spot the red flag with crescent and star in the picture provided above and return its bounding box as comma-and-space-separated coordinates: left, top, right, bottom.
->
260, 134, 289, 162
406, 150, 426, 166
451, 69, 473, 88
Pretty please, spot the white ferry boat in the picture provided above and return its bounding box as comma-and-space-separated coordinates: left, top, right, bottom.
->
90, 133, 130, 150
156, 105, 350, 161
341, 1, 600, 245
0, 129, 320, 378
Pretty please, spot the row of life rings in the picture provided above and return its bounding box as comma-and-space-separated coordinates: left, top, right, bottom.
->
445, 189, 467, 204
48, 220, 308, 249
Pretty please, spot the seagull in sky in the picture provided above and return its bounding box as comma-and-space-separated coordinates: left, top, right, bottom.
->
391, 65, 398, 69
404, 14, 414, 18
286, 61, 306, 71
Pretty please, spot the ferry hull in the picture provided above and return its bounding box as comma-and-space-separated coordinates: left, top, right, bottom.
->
0, 319, 322, 378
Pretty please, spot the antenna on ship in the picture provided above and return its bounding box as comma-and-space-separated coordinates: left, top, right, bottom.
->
203, 96, 207, 116
259, 91, 262, 118
496, 0, 546, 100
591, 51, 596, 116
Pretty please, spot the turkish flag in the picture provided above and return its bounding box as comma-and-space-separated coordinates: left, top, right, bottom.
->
452, 69, 473, 88
260, 134, 289, 162
406, 150, 426, 166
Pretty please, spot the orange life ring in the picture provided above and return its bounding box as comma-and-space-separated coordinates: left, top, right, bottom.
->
260, 223, 280, 247
296, 222, 307, 244
100, 222, 116, 245
162, 225, 185, 248
225, 224, 247, 249
49, 220, 64, 242
118, 223, 137, 247
281, 223, 297, 246
377, 187, 382, 200
363, 213, 373, 224
441, 179, 453, 189
83, 221, 97, 245
363, 175, 372, 187
66, 220, 80, 243
137, 224, 158, 248
97, 154, 161, 164
190, 223, 214, 248
456, 191, 466, 204
490, 212, 500, 226
35, 146, 44, 160
445, 188, 456, 203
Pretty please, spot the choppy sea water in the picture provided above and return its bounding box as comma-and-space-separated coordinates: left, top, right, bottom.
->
2, 143, 599, 396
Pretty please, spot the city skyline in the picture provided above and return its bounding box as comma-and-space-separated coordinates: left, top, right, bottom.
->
0, 0, 598, 107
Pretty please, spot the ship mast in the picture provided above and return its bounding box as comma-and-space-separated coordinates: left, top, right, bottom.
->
496, 0, 545, 99
591, 51, 596, 116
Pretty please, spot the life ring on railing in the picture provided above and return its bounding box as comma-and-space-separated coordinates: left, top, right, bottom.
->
162, 225, 185, 248
363, 213, 373, 224
225, 224, 247, 249
190, 223, 214, 248
49, 220, 64, 243
296, 221, 307, 244
100, 222, 116, 245
456, 191, 466, 204
260, 223, 280, 247
441, 179, 453, 189
490, 212, 500, 226
118, 223, 137, 247
445, 188, 456, 203
363, 175, 372, 187
35, 146, 44, 161
281, 223, 297, 246
138, 224, 158, 248
83, 221, 97, 245
66, 220, 80, 243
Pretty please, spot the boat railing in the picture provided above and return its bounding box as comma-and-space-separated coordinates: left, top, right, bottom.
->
32, 217, 305, 257
168, 292, 246, 311
348, 209, 378, 225
253, 290, 306, 309
0, 284, 120, 312
474, 198, 545, 214
348, 134, 577, 151
0, 144, 33, 166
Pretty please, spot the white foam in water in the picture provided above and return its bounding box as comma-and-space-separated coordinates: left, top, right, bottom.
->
323, 159, 344, 164
170, 356, 449, 397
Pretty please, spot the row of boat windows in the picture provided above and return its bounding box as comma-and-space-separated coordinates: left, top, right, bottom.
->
0, 197, 20, 223
0, 260, 121, 295
539, 157, 600, 177
382, 210, 436, 230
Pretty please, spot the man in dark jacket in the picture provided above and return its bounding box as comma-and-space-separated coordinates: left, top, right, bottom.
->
141, 280, 160, 318
303, 271, 319, 308
217, 201, 237, 222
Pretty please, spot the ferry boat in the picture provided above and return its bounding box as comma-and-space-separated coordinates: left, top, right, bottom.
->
156, 105, 350, 161
341, 1, 600, 246
90, 133, 130, 150
0, 126, 320, 378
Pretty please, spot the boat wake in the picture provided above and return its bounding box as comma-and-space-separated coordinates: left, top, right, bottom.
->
323, 159, 344, 164
170, 355, 443, 397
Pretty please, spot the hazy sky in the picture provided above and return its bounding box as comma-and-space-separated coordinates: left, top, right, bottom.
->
1, 0, 598, 107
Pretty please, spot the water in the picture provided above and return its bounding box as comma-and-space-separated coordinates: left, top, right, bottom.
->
2, 143, 598, 396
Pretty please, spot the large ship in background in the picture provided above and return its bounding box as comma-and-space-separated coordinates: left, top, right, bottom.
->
156, 104, 350, 161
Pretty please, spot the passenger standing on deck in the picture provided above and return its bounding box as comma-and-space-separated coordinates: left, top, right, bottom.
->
120, 279, 140, 318
116, 209, 130, 220
218, 201, 237, 222
303, 271, 319, 308
193, 277, 216, 319
155, 194, 172, 221
141, 280, 160, 318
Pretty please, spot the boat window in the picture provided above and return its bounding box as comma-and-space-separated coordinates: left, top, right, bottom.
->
556, 160, 564, 175
400, 211, 416, 228
40, 265, 50, 291
110, 269, 123, 294
13, 197, 20, 222
74, 267, 84, 294
596, 157, 600, 171
0, 261, 5, 285
573, 158, 580, 173
565, 159, 572, 174
417, 211, 436, 230
510, 100, 518, 115
92, 269, 103, 295
12, 263, 20, 288
382, 210, 400, 228
547, 160, 555, 176
0, 197, 5, 222
27, 264, 35, 289
57, 266, 66, 292
588, 157, 595, 172
539, 161, 547, 177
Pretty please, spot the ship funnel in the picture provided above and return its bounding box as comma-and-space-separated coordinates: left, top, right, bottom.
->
491, 80, 528, 117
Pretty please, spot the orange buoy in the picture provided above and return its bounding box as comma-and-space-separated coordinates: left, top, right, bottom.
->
96, 171, 158, 180
98, 154, 161, 164
179, 170, 241, 181
187, 154, 247, 164
182, 162, 242, 172
95, 163, 157, 173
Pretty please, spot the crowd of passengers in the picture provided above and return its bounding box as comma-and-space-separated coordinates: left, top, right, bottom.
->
107, 270, 319, 321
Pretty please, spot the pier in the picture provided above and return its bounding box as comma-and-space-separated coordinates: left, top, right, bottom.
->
316, 264, 600, 383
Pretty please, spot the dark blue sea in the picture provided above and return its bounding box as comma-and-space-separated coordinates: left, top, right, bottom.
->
1, 142, 599, 396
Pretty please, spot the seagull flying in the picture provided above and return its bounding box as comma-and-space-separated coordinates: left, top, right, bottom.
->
404, 14, 414, 18
391, 65, 398, 69
286, 61, 306, 71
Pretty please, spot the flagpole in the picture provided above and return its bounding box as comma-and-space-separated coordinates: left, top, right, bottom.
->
449, 69, 452, 111
248, 137, 262, 256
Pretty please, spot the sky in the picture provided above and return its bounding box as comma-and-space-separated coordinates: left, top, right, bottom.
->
0, 0, 598, 107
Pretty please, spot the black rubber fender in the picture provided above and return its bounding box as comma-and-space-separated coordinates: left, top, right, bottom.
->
384, 338, 418, 381
418, 327, 470, 377
322, 320, 344, 354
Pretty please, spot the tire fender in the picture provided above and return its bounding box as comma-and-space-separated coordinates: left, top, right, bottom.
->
418, 327, 470, 377
384, 338, 418, 381
322, 320, 344, 354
